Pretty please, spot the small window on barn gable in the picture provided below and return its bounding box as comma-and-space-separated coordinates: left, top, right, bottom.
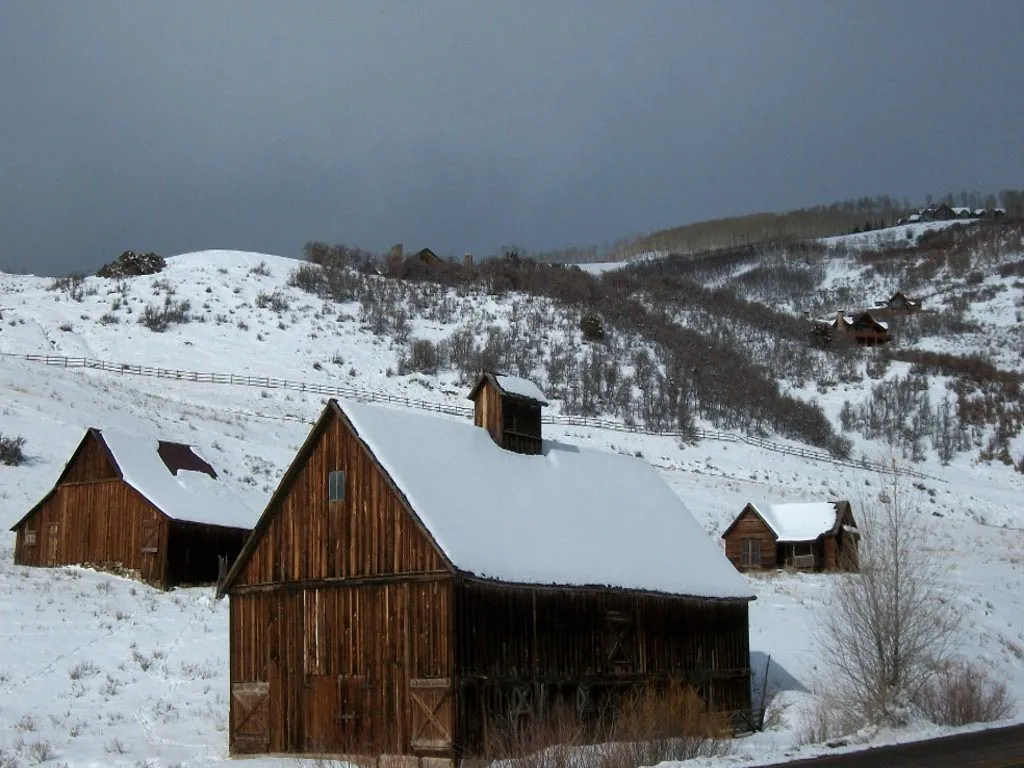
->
328, 470, 346, 502
741, 538, 760, 567
24, 528, 37, 547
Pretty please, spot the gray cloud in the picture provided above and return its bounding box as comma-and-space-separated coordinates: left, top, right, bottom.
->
2, 1, 1023, 273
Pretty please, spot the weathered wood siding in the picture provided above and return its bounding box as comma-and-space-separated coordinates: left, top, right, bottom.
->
59, 431, 118, 484
13, 480, 170, 586
472, 378, 503, 448
722, 507, 777, 570
229, 408, 454, 757
453, 581, 751, 755
234, 415, 446, 587
229, 580, 453, 756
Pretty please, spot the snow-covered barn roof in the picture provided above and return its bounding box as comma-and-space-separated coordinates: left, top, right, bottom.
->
494, 374, 548, 404
99, 430, 258, 529
468, 371, 548, 405
748, 501, 839, 542
338, 400, 751, 599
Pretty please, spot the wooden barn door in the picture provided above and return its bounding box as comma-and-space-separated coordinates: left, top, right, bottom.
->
410, 678, 453, 753
46, 523, 60, 566
231, 682, 270, 754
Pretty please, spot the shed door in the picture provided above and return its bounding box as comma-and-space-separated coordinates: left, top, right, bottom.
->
410, 678, 453, 752
46, 523, 60, 566
231, 681, 270, 754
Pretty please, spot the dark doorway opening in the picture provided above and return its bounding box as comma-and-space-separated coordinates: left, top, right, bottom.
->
167, 522, 248, 587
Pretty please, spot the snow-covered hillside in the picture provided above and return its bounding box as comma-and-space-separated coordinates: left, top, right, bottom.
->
2, 248, 1024, 767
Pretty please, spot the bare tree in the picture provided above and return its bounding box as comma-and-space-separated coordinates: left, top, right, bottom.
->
819, 463, 960, 725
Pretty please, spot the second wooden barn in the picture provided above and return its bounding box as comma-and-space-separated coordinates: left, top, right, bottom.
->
721, 500, 859, 572
10, 427, 258, 588
219, 373, 754, 763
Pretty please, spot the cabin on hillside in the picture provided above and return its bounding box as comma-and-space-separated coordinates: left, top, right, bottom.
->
410, 247, 443, 266
385, 245, 446, 278
831, 310, 890, 346
881, 291, 919, 312
10, 428, 257, 589
219, 373, 754, 762
722, 500, 859, 573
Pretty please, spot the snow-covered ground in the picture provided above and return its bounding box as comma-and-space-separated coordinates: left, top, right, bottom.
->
2, 249, 1024, 767
819, 219, 966, 250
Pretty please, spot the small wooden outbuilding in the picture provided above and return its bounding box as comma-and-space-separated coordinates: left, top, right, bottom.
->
722, 500, 859, 572
10, 428, 257, 589
219, 372, 754, 762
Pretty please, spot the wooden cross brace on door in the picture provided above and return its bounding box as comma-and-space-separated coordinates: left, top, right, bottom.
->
410, 678, 452, 750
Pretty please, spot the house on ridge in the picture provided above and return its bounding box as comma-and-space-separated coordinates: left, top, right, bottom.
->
830, 310, 890, 346
722, 500, 859, 573
219, 372, 754, 761
881, 291, 919, 312
10, 428, 257, 589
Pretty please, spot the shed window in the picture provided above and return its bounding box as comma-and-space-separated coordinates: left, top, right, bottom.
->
328, 471, 346, 502
24, 528, 37, 547
741, 538, 761, 567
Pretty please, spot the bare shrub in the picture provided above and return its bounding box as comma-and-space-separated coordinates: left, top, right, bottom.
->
486, 683, 729, 768
67, 660, 100, 680
49, 273, 86, 301
915, 661, 1014, 726
249, 260, 271, 276
288, 263, 325, 294
104, 738, 129, 755
254, 290, 290, 313
485, 701, 586, 768
13, 715, 38, 733
24, 741, 55, 765
794, 692, 856, 746
820, 465, 961, 726
601, 683, 730, 766
138, 297, 191, 332
0, 434, 27, 466
131, 648, 152, 671
400, 338, 441, 375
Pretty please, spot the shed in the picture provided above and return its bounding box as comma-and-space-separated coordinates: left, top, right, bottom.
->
722, 500, 859, 572
219, 374, 754, 761
10, 428, 257, 589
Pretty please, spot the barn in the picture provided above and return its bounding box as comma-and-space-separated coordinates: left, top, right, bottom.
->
10, 427, 258, 589
722, 500, 859, 573
219, 373, 754, 762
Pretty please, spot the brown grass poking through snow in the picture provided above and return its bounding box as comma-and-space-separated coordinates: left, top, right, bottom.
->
915, 661, 1015, 727
486, 683, 731, 768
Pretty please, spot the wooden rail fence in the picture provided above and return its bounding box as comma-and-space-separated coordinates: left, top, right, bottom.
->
1, 353, 939, 481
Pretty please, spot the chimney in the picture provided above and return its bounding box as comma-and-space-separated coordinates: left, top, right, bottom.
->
463, 253, 474, 267
467, 372, 547, 455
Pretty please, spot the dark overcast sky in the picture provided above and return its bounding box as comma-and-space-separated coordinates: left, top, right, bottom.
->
1, 1, 1022, 274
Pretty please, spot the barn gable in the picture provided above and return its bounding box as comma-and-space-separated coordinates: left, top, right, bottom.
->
12, 427, 255, 589
58, 428, 120, 484
221, 403, 451, 592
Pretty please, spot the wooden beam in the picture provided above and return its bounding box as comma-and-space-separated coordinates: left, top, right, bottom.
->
229, 571, 452, 595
